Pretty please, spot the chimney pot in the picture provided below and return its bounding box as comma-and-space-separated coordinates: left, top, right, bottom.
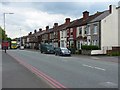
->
109, 5, 112, 13
39, 28, 42, 32
83, 11, 89, 20
34, 30, 37, 33
54, 23, 58, 28
29, 32, 32, 35
65, 18, 70, 24
46, 26, 49, 31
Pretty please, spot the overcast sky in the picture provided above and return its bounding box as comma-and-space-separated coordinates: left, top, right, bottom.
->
0, 0, 119, 39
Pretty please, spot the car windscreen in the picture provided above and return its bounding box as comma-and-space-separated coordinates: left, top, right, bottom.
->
46, 45, 54, 49
61, 48, 68, 51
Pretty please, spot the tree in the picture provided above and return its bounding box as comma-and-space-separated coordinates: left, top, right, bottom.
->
0, 27, 7, 41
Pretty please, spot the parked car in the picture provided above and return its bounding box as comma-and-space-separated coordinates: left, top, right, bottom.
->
40, 44, 55, 54
54, 47, 71, 56
20, 46, 24, 50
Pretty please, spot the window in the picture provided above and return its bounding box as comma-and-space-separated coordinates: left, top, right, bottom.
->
71, 32, 73, 35
79, 27, 82, 35
64, 31, 67, 38
92, 40, 94, 45
87, 39, 91, 45
94, 25, 97, 34
94, 40, 97, 45
87, 26, 91, 35
61, 31, 63, 38
67, 30, 69, 35
70, 28, 73, 37
61, 40, 64, 47
70, 28, 73, 32
78, 41, 80, 49
84, 26, 87, 34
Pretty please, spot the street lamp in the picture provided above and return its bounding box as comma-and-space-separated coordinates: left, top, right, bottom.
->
3, 13, 14, 32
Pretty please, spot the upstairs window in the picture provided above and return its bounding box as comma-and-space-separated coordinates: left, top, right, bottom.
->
61, 31, 63, 38
84, 26, 87, 34
79, 27, 82, 35
93, 25, 97, 34
87, 25, 91, 35
70, 28, 73, 37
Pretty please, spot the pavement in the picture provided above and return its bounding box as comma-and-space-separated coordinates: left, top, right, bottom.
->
73, 54, 119, 63
2, 51, 51, 88
6, 49, 118, 88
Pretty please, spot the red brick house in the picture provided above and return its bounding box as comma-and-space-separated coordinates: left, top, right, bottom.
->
66, 11, 102, 50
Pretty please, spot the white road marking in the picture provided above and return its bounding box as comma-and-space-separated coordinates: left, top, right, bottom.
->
99, 82, 118, 87
82, 64, 94, 68
91, 57, 100, 60
94, 67, 106, 71
82, 64, 106, 71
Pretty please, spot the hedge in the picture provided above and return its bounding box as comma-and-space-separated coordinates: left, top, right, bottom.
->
108, 52, 120, 56
81, 45, 99, 50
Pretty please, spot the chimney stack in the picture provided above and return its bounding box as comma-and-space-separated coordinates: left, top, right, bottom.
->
109, 5, 112, 13
54, 23, 58, 28
34, 29, 37, 33
83, 11, 89, 20
46, 26, 49, 31
39, 28, 42, 32
29, 32, 32, 35
65, 18, 70, 24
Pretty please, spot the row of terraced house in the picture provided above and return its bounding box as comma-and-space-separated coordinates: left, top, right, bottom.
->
21, 4, 120, 54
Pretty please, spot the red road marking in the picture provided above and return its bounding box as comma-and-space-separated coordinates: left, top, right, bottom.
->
7, 52, 68, 90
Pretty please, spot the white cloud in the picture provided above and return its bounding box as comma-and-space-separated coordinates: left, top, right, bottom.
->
1, 0, 119, 2
0, 3, 75, 39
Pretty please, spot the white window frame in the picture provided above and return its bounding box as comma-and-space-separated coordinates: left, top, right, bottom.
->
70, 28, 73, 37
93, 25, 97, 34
87, 25, 91, 35
79, 27, 82, 35
84, 26, 87, 35
62, 31, 63, 38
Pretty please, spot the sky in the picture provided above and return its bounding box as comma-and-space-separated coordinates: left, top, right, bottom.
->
0, 0, 119, 39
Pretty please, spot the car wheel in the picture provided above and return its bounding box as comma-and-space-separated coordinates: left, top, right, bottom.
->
55, 53, 57, 56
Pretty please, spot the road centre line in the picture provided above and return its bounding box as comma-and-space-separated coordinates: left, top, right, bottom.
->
91, 57, 100, 60
82, 64, 94, 68
94, 67, 106, 71
82, 64, 106, 71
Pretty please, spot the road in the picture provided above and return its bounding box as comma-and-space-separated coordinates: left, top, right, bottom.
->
5, 49, 118, 88
2, 50, 52, 88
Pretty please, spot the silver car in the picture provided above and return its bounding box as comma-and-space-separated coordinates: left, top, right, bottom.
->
55, 47, 71, 56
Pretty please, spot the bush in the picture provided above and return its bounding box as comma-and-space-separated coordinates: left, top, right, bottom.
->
81, 45, 99, 50
109, 52, 120, 56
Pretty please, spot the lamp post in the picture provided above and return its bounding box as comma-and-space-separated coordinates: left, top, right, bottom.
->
3, 13, 14, 31
3, 13, 13, 51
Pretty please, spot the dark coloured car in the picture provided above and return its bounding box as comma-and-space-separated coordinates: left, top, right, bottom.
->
40, 44, 55, 54
55, 47, 71, 56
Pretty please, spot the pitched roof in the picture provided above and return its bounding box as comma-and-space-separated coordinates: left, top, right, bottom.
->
53, 22, 74, 32
46, 28, 54, 33
89, 10, 110, 23
36, 30, 46, 36
54, 24, 66, 31
67, 12, 103, 28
